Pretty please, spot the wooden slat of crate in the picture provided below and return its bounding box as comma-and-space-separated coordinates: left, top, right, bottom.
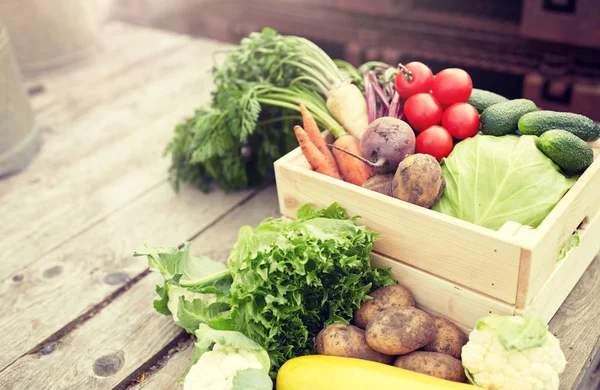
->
517, 147, 600, 307
274, 148, 523, 304
370, 253, 515, 333
517, 211, 600, 322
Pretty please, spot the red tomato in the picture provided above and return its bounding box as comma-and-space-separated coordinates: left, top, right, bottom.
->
403, 93, 443, 132
394, 62, 433, 99
416, 126, 454, 161
442, 103, 480, 140
432, 68, 473, 105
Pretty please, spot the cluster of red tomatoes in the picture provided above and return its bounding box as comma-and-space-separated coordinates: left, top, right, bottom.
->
395, 62, 480, 161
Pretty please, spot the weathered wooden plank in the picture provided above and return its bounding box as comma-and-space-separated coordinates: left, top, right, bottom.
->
24, 22, 190, 111
0, 181, 255, 373
0, 186, 280, 389
0, 34, 226, 277
130, 340, 194, 390
0, 274, 182, 390
550, 256, 600, 390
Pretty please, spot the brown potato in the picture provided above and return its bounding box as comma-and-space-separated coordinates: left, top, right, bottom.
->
315, 323, 394, 364
394, 351, 467, 383
365, 307, 435, 355
353, 285, 416, 329
392, 154, 445, 209
423, 316, 469, 360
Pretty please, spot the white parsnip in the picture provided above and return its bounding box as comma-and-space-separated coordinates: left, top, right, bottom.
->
327, 83, 369, 139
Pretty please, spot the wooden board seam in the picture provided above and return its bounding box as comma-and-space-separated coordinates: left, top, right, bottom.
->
0, 269, 150, 375
371, 250, 519, 311
116, 331, 189, 390
8, 178, 168, 278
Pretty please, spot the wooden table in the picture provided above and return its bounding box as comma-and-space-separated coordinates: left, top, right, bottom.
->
0, 22, 598, 390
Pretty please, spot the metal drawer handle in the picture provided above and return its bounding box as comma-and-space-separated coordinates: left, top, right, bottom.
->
543, 0, 577, 13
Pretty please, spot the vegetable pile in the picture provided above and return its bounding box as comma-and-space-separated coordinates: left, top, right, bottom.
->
151, 29, 592, 390
166, 28, 598, 233
314, 284, 470, 384
135, 203, 395, 378
135, 203, 568, 390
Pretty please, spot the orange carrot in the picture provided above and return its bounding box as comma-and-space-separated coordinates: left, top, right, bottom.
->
332, 135, 372, 186
299, 103, 339, 174
294, 126, 341, 179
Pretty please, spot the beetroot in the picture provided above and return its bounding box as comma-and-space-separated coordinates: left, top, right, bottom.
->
360, 117, 415, 174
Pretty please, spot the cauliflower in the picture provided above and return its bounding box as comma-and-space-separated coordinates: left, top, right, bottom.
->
183, 324, 272, 390
184, 345, 264, 390
462, 315, 566, 390
166, 284, 216, 323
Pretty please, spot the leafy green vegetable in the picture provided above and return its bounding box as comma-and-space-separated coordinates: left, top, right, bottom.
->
559, 231, 580, 261
475, 314, 548, 351
134, 243, 233, 333
227, 205, 394, 372
166, 28, 349, 193
232, 369, 273, 390
177, 299, 231, 334
433, 135, 577, 230
153, 284, 171, 315
136, 203, 395, 377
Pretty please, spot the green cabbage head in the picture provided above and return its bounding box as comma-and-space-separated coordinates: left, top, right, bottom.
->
433, 135, 576, 230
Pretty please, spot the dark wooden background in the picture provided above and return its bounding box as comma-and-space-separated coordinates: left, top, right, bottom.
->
107, 0, 600, 121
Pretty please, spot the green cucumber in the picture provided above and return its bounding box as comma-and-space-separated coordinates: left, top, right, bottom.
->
519, 110, 600, 141
536, 129, 593, 174
467, 88, 509, 113
480, 99, 538, 136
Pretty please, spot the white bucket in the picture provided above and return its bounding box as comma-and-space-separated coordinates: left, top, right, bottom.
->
0, 0, 99, 74
0, 26, 40, 177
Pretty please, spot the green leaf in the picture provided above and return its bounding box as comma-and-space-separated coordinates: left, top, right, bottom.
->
475, 314, 548, 351
153, 283, 171, 315
559, 231, 580, 261
176, 298, 231, 334
232, 368, 273, 390
296, 202, 349, 221
134, 243, 230, 288
433, 135, 576, 230
464, 368, 481, 387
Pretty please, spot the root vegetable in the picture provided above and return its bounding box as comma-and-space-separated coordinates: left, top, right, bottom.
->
394, 351, 467, 383
423, 316, 468, 360
327, 83, 369, 139
294, 126, 341, 179
365, 307, 435, 355
299, 103, 339, 173
315, 323, 394, 365
362, 174, 394, 196
332, 135, 372, 186
392, 154, 445, 208
361, 117, 416, 173
353, 285, 416, 329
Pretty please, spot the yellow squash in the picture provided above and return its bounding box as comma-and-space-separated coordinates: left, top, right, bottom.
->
276, 355, 477, 390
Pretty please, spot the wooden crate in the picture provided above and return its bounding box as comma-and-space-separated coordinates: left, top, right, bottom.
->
274, 143, 600, 331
